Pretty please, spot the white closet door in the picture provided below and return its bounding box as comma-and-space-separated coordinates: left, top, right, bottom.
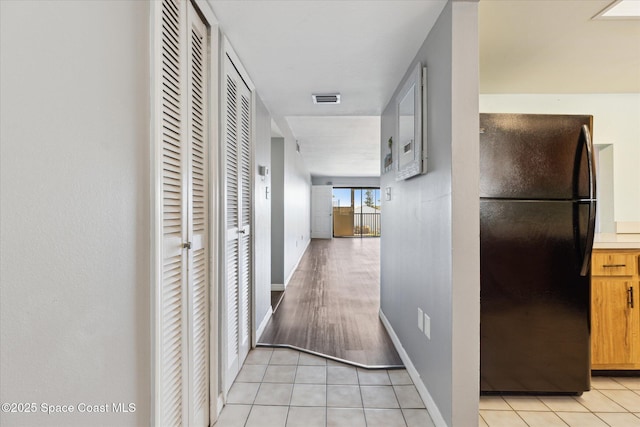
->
157, 0, 209, 425
223, 54, 252, 393
238, 77, 252, 367
159, 0, 187, 424
186, 4, 209, 426
311, 185, 333, 239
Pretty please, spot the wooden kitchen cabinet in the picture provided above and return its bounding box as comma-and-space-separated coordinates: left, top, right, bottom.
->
591, 250, 640, 370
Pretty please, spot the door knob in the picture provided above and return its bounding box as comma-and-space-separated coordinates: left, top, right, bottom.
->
183, 241, 192, 249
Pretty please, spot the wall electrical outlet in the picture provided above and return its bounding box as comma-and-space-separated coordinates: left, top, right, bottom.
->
417, 308, 424, 332
424, 313, 431, 339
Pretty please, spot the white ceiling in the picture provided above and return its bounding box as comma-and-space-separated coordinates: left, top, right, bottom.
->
209, 0, 446, 177
208, 0, 640, 178
286, 116, 381, 176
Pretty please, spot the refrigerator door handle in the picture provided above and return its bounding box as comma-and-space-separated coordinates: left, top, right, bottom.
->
579, 200, 596, 277
579, 125, 596, 277
582, 124, 596, 201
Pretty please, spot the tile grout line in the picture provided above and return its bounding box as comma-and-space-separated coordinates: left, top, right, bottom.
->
499, 396, 532, 427
356, 368, 371, 427
324, 362, 328, 427
481, 378, 640, 427
231, 348, 640, 427
387, 370, 411, 427
585, 386, 632, 414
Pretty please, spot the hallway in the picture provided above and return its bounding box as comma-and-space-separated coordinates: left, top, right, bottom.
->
259, 238, 401, 367
212, 238, 437, 426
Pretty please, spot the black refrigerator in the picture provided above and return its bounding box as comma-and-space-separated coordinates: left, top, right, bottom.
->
480, 113, 597, 394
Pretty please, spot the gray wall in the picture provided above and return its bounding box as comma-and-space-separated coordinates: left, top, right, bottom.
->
283, 131, 312, 284
254, 96, 272, 335
311, 176, 381, 188
0, 1, 150, 425
379, 1, 479, 425
271, 137, 285, 285
270, 119, 312, 289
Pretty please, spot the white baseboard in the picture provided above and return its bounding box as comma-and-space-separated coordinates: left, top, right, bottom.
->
208, 395, 221, 426
256, 308, 272, 342
379, 309, 448, 427
271, 283, 285, 291
284, 238, 311, 287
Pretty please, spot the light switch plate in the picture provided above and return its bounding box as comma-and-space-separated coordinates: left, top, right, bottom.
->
424, 313, 431, 339
418, 308, 424, 332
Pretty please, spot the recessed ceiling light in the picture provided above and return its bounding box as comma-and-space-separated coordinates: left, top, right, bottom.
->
594, 0, 640, 19
312, 93, 341, 104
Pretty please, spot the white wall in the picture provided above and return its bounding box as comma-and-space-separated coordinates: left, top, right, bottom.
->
480, 94, 640, 223
0, 1, 150, 426
254, 95, 272, 337
379, 1, 479, 425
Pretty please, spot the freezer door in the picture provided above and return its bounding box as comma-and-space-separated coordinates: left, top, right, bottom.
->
480, 113, 593, 200
480, 200, 591, 393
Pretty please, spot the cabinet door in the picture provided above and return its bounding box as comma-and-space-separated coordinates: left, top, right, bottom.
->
591, 279, 639, 366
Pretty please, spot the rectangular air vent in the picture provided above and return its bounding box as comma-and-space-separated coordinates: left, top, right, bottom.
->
312, 93, 341, 104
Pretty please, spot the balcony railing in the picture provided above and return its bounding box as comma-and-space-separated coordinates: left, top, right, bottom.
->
354, 212, 381, 237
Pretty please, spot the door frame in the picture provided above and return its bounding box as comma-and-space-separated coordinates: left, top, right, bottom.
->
150, 1, 221, 425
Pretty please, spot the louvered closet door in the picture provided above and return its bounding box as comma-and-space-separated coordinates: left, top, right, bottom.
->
158, 0, 209, 425
185, 4, 209, 426
223, 55, 252, 392
159, 0, 187, 425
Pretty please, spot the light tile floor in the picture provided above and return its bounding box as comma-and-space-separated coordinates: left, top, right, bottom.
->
216, 348, 640, 427
214, 347, 435, 427
480, 376, 640, 427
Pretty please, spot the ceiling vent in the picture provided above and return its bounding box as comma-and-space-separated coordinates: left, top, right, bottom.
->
312, 93, 341, 104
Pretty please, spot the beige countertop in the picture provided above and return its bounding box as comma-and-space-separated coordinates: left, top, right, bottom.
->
593, 233, 640, 250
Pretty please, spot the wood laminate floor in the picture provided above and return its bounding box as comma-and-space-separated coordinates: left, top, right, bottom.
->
259, 238, 403, 367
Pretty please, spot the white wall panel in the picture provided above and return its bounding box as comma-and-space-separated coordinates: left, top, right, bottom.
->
0, 1, 150, 425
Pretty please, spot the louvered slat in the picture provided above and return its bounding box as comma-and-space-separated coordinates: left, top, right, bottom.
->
161, 254, 183, 426
226, 75, 239, 231
192, 249, 208, 409
240, 95, 251, 228
226, 238, 239, 366
160, 0, 184, 425
191, 27, 206, 234
162, 0, 183, 242
239, 92, 252, 344
188, 16, 209, 418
